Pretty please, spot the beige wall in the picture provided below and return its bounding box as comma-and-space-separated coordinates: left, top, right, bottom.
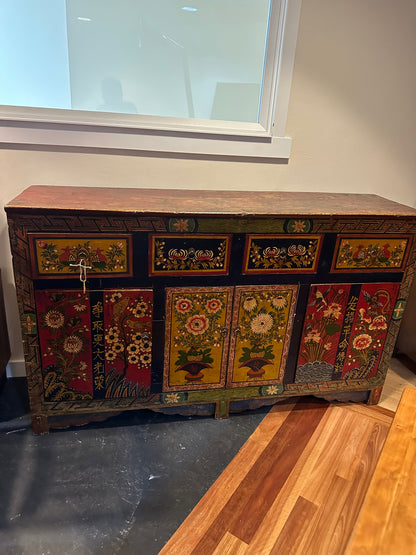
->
1, 0, 416, 375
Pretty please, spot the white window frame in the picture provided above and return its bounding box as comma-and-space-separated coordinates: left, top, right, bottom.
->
0, 0, 301, 159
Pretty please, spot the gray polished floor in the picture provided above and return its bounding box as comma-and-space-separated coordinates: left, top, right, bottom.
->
0, 379, 269, 555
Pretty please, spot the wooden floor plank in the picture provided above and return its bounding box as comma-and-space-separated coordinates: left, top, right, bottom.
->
158, 400, 298, 555
347, 388, 416, 554
246, 405, 337, 554
195, 399, 328, 552
270, 496, 318, 555
329, 421, 391, 555
212, 532, 248, 555
161, 397, 394, 555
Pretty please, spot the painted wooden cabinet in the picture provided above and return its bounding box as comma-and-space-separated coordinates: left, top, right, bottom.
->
5, 186, 416, 433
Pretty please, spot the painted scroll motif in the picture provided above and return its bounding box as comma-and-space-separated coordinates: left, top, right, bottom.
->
332, 235, 411, 272
36, 289, 152, 401
164, 287, 233, 391
31, 234, 132, 277
227, 285, 298, 387
295, 283, 400, 383
150, 234, 231, 276
243, 235, 322, 273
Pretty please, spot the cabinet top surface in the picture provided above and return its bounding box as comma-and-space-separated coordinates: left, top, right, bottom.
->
5, 185, 416, 218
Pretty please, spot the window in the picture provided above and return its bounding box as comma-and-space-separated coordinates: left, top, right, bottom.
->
0, 0, 302, 158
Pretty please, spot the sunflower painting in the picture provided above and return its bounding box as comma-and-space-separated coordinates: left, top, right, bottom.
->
228, 285, 298, 387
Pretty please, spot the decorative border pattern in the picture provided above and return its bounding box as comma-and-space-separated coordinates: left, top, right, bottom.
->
242, 235, 322, 274
331, 235, 412, 273
149, 234, 231, 276
29, 233, 133, 278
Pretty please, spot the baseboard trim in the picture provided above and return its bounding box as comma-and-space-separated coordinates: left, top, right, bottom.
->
6, 360, 27, 378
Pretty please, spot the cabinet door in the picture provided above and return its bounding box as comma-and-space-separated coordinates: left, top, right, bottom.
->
164, 287, 233, 391
35, 288, 153, 401
227, 285, 298, 388
295, 282, 400, 383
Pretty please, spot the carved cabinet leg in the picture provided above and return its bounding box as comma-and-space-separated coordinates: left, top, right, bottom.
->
367, 386, 383, 406
32, 414, 50, 435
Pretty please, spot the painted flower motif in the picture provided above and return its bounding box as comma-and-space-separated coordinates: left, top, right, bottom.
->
141, 339, 152, 352
106, 350, 117, 362
323, 303, 342, 320
127, 343, 140, 355
132, 302, 148, 318
243, 296, 257, 312
304, 330, 321, 344
131, 332, 144, 344
128, 354, 140, 364
352, 333, 372, 350
175, 298, 193, 313
205, 298, 222, 314
79, 361, 88, 371
140, 353, 152, 366
113, 342, 124, 354
73, 303, 87, 312
105, 327, 119, 343
165, 393, 180, 404
369, 315, 387, 331
266, 385, 280, 395
185, 314, 209, 335
272, 295, 287, 310
359, 308, 372, 324
110, 292, 122, 303
323, 342, 332, 350
37, 240, 47, 249
250, 313, 273, 334
44, 310, 65, 329
292, 220, 306, 232
63, 335, 83, 354
172, 218, 190, 232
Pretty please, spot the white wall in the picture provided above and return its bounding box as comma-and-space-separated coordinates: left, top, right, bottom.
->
1, 0, 416, 375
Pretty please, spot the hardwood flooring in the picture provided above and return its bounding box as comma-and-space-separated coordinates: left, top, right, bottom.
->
160, 397, 394, 555
348, 388, 416, 554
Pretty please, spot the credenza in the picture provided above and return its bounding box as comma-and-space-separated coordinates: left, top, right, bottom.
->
5, 186, 416, 433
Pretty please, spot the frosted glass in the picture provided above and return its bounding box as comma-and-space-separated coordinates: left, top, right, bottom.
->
0, 0, 271, 123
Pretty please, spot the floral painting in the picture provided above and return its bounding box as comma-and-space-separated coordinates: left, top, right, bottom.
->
342, 283, 400, 379
332, 236, 410, 271
36, 289, 153, 401
243, 235, 321, 273
164, 287, 233, 390
296, 283, 400, 383
150, 234, 230, 275
32, 235, 131, 277
36, 290, 94, 400
228, 285, 297, 387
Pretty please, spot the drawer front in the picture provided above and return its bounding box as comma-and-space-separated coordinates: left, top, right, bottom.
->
35, 288, 152, 401
242, 234, 322, 274
149, 234, 231, 276
29, 234, 133, 278
331, 235, 412, 272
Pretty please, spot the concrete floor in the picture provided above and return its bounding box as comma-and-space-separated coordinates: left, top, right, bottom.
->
0, 379, 270, 555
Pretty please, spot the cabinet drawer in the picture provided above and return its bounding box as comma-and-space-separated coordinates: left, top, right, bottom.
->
149, 234, 231, 276
242, 234, 322, 274
29, 234, 133, 278
331, 235, 412, 272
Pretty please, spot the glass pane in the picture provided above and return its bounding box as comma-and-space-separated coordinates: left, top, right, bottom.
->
0, 0, 271, 122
